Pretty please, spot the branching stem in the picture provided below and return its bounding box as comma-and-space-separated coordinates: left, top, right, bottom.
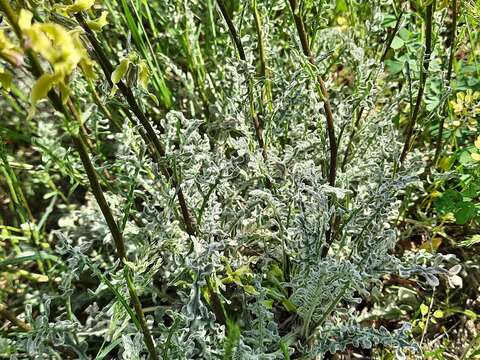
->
286, 0, 337, 187
75, 13, 196, 236
216, 0, 268, 161
434, 0, 458, 163
400, 0, 436, 163
0, 2, 158, 357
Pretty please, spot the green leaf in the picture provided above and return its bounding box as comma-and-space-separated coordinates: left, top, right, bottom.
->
280, 339, 291, 360
335, 0, 348, 12
385, 60, 404, 74
390, 36, 405, 50
0, 70, 13, 90
382, 14, 397, 28
455, 202, 476, 225
463, 309, 478, 320
224, 319, 240, 360
434, 189, 462, 215
243, 284, 259, 295
281, 299, 297, 313
95, 337, 123, 360
459, 150, 477, 166
398, 28, 411, 40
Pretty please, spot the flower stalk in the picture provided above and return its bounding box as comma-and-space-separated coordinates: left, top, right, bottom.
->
400, 0, 436, 163
286, 0, 337, 187
434, 0, 458, 163
0, 2, 157, 357
216, 0, 268, 161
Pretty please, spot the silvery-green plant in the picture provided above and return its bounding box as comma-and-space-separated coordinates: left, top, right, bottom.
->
0, 0, 468, 359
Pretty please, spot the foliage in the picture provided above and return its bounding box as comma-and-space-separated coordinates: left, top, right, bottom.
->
0, 0, 478, 359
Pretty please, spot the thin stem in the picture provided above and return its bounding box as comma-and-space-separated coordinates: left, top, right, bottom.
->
434, 0, 458, 163
216, 0, 246, 60
286, 0, 338, 258
286, 0, 337, 187
341, 12, 403, 171
70, 133, 127, 259
124, 266, 158, 359
400, 1, 436, 163
0, 302, 32, 332
216, 0, 268, 161
252, 0, 272, 111
75, 12, 196, 236
419, 289, 436, 348
0, 2, 157, 357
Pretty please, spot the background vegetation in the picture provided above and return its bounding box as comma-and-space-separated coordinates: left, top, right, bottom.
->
0, 0, 479, 358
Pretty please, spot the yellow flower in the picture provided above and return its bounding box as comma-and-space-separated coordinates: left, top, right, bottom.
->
0, 30, 23, 66
475, 136, 480, 149
450, 99, 464, 114
18, 9, 94, 117
86, 11, 109, 31
472, 153, 480, 161
55, 0, 95, 14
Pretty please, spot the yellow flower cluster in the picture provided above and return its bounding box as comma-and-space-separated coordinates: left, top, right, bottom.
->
18, 9, 95, 118
0, 0, 109, 117
448, 89, 480, 131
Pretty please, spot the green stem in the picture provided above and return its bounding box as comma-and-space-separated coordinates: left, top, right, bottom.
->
125, 266, 158, 360
216, 0, 268, 161
252, 0, 272, 111
286, 0, 337, 187
75, 12, 196, 236
434, 0, 458, 163
400, 0, 436, 163
0, 2, 158, 357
